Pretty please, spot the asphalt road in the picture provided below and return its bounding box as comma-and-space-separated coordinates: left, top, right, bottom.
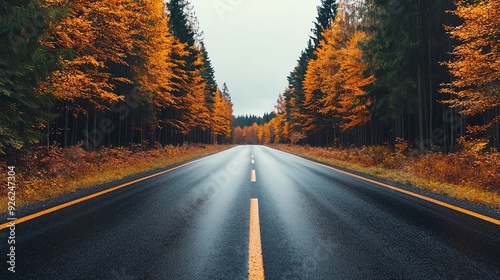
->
1, 145, 500, 279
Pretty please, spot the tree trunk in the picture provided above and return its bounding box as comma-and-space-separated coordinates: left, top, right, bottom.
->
64, 104, 69, 148
427, 2, 434, 146
47, 122, 50, 153
416, 0, 426, 151
93, 105, 97, 151
84, 107, 89, 151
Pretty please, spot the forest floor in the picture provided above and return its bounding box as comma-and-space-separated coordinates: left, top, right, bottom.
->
0, 144, 232, 208
270, 144, 500, 210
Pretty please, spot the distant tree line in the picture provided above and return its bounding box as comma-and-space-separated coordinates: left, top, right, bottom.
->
233, 112, 275, 128
263, 0, 499, 150
0, 0, 233, 156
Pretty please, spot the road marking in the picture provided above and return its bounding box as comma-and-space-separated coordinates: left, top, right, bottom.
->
252, 154, 254, 158
251, 170, 256, 182
249, 198, 265, 280
252, 159, 255, 164
273, 148, 500, 226
0, 151, 228, 230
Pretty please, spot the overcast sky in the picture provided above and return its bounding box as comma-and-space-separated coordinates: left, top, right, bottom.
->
189, 0, 321, 116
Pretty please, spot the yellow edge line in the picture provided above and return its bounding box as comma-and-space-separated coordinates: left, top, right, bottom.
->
0, 151, 224, 230
249, 198, 265, 280
278, 149, 500, 226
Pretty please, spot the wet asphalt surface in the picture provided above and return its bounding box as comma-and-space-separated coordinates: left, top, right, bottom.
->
1, 145, 499, 279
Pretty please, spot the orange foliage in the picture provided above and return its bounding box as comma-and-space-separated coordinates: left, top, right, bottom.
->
40, 0, 141, 107
442, 0, 500, 132
211, 88, 233, 142
273, 93, 287, 143
233, 123, 260, 144
136, 0, 177, 108
303, 12, 374, 131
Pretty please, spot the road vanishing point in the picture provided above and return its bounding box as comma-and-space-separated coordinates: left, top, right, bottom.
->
1, 146, 499, 279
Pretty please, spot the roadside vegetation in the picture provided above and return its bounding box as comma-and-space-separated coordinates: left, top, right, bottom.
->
1, 1, 234, 210
271, 142, 500, 210
231, 0, 500, 211
0, 144, 231, 208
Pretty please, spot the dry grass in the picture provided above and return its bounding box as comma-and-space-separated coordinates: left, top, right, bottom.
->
0, 144, 232, 208
270, 144, 500, 210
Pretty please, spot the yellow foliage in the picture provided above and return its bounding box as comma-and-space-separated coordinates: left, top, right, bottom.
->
211, 88, 233, 142
40, 0, 141, 108
136, 0, 177, 108
303, 11, 374, 131
442, 0, 500, 131
39, 0, 180, 113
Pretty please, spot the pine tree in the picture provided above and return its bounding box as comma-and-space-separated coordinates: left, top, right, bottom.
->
284, 45, 314, 142
364, 0, 454, 148
200, 42, 218, 104
166, 0, 211, 141
0, 0, 60, 154
311, 0, 338, 48
280, 0, 338, 146
221, 82, 231, 103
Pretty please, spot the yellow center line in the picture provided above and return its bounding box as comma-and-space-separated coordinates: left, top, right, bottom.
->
251, 170, 256, 182
0, 152, 223, 230
279, 150, 500, 226
249, 198, 265, 280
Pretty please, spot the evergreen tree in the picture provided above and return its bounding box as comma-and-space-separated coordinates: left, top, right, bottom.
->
166, 0, 206, 141
364, 0, 455, 149
0, 0, 60, 154
311, 0, 338, 48
167, 0, 196, 46
200, 42, 218, 104
283, 0, 338, 145
284, 43, 314, 142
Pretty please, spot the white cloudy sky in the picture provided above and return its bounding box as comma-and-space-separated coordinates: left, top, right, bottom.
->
189, 0, 321, 116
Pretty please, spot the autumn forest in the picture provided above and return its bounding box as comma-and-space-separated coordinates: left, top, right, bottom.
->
235, 0, 499, 152
0, 0, 499, 199
1, 0, 499, 156
1, 0, 233, 156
